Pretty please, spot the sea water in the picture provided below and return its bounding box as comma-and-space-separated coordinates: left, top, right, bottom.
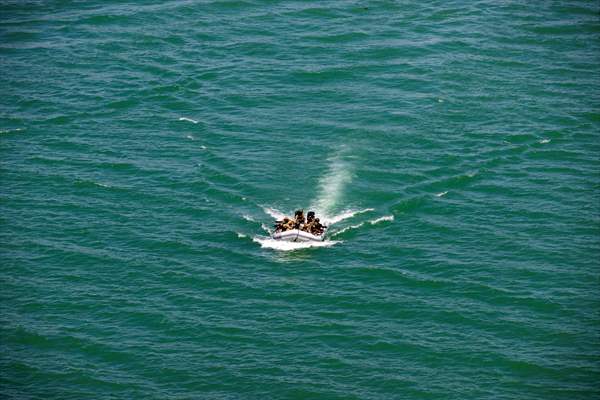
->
1, 1, 599, 399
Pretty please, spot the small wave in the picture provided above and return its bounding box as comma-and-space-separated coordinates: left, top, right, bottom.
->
186, 135, 194, 140
436, 191, 448, 197
0, 128, 25, 134
253, 236, 341, 251
539, 138, 551, 144
370, 215, 394, 224
242, 214, 256, 222
260, 223, 271, 233
179, 117, 198, 124
200, 145, 207, 149
236, 232, 247, 238
323, 208, 374, 225
391, 196, 426, 214
263, 207, 286, 220
332, 223, 364, 236
94, 182, 111, 188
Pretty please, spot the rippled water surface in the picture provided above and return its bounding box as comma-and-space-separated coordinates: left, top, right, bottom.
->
1, 1, 599, 399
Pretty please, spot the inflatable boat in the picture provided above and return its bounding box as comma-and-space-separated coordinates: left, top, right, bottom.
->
272, 229, 326, 242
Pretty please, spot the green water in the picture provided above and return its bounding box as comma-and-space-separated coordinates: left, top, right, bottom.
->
1, 1, 599, 399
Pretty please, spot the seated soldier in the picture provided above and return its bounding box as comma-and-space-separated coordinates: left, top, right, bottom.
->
288, 218, 296, 230
282, 217, 294, 231
303, 211, 316, 232
274, 217, 292, 232
311, 218, 326, 235
293, 210, 305, 229
274, 220, 284, 232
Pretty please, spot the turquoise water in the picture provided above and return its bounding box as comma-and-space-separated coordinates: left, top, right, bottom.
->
1, 1, 599, 398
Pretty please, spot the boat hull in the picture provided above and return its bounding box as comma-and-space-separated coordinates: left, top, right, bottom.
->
272, 229, 325, 242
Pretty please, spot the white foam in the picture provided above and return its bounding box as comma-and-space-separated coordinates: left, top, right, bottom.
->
237, 232, 247, 238
370, 215, 394, 224
0, 128, 25, 134
260, 223, 271, 233
539, 138, 551, 144
436, 191, 448, 197
253, 236, 341, 251
179, 117, 198, 124
186, 135, 194, 140
242, 214, 256, 222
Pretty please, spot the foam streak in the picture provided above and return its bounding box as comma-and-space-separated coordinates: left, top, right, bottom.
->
179, 117, 199, 124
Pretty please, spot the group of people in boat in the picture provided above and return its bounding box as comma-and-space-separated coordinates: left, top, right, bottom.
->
274, 210, 327, 236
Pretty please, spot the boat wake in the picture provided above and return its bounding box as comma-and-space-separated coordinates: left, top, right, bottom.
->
310, 152, 353, 221
263, 206, 372, 226
249, 148, 391, 251
257, 206, 348, 251
255, 207, 378, 251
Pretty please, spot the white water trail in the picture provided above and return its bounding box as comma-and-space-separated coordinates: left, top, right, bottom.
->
262, 206, 371, 226
311, 154, 353, 222
260, 223, 271, 233
256, 205, 359, 251
253, 150, 367, 251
